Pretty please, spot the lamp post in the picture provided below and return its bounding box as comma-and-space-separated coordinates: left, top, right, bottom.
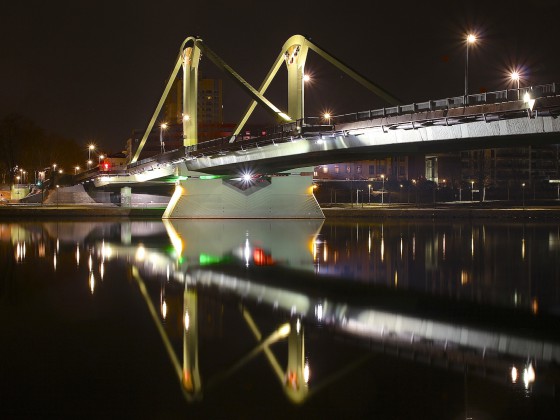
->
368, 184, 371, 204
522, 182, 526, 208
75, 166, 80, 174
471, 180, 475, 201
88, 144, 95, 161
381, 174, 385, 205
160, 123, 168, 153
465, 33, 477, 104
511, 71, 520, 99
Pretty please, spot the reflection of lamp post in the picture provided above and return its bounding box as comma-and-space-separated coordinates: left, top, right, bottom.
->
471, 180, 475, 201
381, 175, 385, 205
368, 184, 371, 203
465, 33, 477, 103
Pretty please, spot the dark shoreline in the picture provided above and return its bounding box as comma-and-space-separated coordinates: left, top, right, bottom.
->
1, 202, 560, 219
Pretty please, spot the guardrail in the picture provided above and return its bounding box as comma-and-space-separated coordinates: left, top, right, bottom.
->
86, 82, 560, 177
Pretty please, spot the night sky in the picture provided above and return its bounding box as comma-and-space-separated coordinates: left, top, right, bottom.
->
2, 0, 560, 153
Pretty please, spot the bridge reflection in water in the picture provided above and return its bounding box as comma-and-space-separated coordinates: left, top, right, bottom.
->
3, 219, 559, 416
91, 219, 560, 405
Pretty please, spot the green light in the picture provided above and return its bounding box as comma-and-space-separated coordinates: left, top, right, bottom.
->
200, 175, 220, 180
199, 253, 222, 265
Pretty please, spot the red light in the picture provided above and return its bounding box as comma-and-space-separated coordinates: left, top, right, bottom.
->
253, 248, 274, 266
103, 163, 110, 170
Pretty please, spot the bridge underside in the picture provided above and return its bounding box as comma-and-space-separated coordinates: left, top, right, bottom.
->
163, 165, 324, 219
184, 112, 560, 175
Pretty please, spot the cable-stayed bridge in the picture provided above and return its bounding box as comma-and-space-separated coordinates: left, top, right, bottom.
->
72, 35, 560, 218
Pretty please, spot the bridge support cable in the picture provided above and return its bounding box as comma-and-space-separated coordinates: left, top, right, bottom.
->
131, 37, 197, 164
233, 35, 401, 138
193, 39, 292, 124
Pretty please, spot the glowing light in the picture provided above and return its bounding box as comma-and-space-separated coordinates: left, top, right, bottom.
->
511, 366, 518, 383
296, 318, 301, 334
53, 253, 57, 271
162, 300, 168, 320
135, 244, 146, 261
316, 304, 323, 321
183, 114, 190, 121
184, 311, 190, 331
100, 262, 105, 280
88, 254, 93, 271
523, 362, 536, 389
323, 112, 331, 121
160, 123, 168, 129
277, 323, 291, 338
76, 244, 80, 266
242, 173, 252, 182
303, 74, 311, 82
89, 272, 95, 294
466, 34, 476, 44
303, 362, 310, 384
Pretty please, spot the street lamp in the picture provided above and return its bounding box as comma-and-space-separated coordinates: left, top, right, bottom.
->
471, 180, 475, 201
381, 174, 385, 205
465, 33, 477, 103
511, 71, 521, 99
160, 123, 168, 153
522, 182, 526, 208
74, 166, 80, 174
88, 144, 95, 161
87, 160, 93, 169
368, 184, 371, 203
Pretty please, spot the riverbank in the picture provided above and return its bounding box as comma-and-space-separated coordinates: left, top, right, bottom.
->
0, 202, 559, 219
322, 202, 560, 219
0, 204, 166, 218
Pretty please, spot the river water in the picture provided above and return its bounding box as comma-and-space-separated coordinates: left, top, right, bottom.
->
1, 218, 559, 419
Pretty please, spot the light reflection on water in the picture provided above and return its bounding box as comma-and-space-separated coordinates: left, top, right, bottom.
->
1, 219, 559, 418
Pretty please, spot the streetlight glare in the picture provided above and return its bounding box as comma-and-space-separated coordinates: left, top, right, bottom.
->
161, 123, 168, 129
303, 74, 311, 82
466, 34, 476, 44
510, 71, 520, 81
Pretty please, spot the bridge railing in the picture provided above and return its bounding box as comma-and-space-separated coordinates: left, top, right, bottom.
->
326, 82, 557, 124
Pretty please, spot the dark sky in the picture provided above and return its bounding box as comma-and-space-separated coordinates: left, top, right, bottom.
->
2, 0, 559, 153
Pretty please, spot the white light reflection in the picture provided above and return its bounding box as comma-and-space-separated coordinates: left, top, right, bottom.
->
53, 253, 57, 271
443, 233, 446, 261
76, 244, 80, 266
89, 272, 95, 294
244, 237, 251, 267
88, 254, 93, 271
412, 234, 416, 260
522, 237, 526, 260
400, 236, 403, 260
99, 261, 105, 280
315, 304, 323, 321
471, 231, 474, 259
56, 239, 59, 253
162, 300, 168, 320
303, 361, 310, 384
184, 311, 190, 331
296, 318, 301, 334
523, 362, 536, 389
136, 244, 146, 261
511, 366, 518, 383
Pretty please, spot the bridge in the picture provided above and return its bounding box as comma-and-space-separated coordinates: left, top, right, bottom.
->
72, 35, 560, 218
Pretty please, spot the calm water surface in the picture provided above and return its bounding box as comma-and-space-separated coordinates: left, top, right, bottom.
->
1, 218, 559, 419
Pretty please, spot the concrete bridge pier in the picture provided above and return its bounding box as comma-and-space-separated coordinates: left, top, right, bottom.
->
163, 165, 324, 219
